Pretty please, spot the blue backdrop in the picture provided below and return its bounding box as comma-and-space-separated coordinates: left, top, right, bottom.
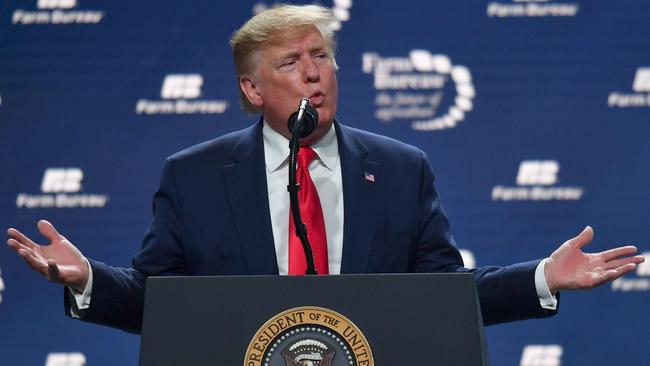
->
1, 1, 648, 365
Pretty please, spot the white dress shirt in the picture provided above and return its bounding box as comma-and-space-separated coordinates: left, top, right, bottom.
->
263, 120, 344, 275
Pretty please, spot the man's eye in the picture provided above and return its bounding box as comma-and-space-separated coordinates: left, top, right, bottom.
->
280, 59, 296, 68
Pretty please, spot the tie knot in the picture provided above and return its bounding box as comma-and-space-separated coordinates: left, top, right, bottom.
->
298, 147, 318, 167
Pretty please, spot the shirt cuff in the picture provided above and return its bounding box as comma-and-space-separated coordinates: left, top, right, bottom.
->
67, 258, 93, 318
535, 258, 557, 310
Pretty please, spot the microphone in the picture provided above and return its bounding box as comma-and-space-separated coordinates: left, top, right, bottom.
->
286, 97, 319, 275
287, 98, 319, 138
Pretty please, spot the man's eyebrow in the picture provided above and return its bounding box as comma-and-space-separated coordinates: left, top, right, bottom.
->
277, 50, 300, 60
273, 41, 328, 62
310, 44, 327, 52
276, 48, 327, 61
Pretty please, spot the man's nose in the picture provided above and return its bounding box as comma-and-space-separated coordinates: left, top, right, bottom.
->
302, 57, 320, 83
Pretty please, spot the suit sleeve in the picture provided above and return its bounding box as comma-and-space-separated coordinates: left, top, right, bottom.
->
64, 158, 188, 334
413, 151, 558, 325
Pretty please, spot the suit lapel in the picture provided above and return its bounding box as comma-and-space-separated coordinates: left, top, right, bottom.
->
223, 121, 279, 275
336, 122, 380, 274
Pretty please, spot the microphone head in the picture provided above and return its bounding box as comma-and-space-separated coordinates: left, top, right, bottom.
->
288, 103, 319, 138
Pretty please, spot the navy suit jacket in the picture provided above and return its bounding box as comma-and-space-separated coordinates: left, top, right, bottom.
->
66, 120, 556, 333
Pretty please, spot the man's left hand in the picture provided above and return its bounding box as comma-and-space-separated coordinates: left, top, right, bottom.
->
544, 226, 645, 294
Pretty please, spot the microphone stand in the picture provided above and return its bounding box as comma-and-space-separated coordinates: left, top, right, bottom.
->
288, 98, 317, 275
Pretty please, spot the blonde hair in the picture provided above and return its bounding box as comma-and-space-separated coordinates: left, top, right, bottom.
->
230, 4, 338, 114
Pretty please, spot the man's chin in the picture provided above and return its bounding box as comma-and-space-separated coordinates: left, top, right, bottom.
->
299, 120, 332, 146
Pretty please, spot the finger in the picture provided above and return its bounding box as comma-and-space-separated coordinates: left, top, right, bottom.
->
604, 255, 645, 270
17, 248, 48, 275
8, 240, 51, 274
611, 263, 638, 277
597, 263, 638, 285
16, 242, 39, 260
6, 228, 39, 249
594, 269, 619, 286
7, 238, 35, 254
37, 220, 63, 243
601, 246, 638, 261
567, 226, 594, 249
47, 260, 61, 282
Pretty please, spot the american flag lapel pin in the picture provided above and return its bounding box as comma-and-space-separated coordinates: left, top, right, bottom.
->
364, 171, 375, 183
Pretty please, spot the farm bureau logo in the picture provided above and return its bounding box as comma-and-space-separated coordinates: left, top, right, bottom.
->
363, 50, 475, 132
45, 352, 86, 366
520, 345, 563, 366
16, 168, 109, 209
611, 251, 650, 292
244, 306, 374, 366
135, 74, 230, 115
12, 0, 104, 25
608, 67, 650, 108
253, 0, 353, 31
492, 160, 584, 201
487, 0, 579, 18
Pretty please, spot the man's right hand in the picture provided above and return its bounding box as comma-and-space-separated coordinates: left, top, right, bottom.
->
6, 220, 89, 293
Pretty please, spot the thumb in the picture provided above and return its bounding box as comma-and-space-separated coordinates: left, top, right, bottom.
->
37, 220, 63, 243
567, 225, 594, 249
46, 259, 61, 282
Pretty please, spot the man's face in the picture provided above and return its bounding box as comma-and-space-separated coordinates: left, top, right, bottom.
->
240, 26, 338, 145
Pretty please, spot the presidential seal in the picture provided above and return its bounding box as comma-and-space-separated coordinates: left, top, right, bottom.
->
244, 306, 374, 366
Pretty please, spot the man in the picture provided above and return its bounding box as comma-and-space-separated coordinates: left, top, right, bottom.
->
5, 5, 644, 334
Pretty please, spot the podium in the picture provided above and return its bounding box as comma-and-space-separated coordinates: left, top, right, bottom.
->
140, 273, 489, 365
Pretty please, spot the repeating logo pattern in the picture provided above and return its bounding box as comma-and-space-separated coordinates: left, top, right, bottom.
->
160, 74, 204, 99
492, 160, 584, 201
487, 0, 579, 18
136, 74, 229, 115
38, 0, 77, 9
45, 353, 86, 366
363, 50, 474, 132
12, 0, 104, 25
41, 168, 83, 193
608, 67, 650, 108
16, 168, 109, 209
520, 345, 563, 366
516, 160, 559, 186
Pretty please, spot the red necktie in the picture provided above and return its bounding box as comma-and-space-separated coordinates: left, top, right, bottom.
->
288, 147, 329, 275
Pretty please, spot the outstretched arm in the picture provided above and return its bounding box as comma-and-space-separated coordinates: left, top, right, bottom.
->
545, 226, 645, 293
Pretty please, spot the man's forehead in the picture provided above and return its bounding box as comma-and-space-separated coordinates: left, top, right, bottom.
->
264, 26, 328, 53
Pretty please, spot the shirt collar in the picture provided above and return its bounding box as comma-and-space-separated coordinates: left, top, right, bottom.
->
262, 119, 339, 173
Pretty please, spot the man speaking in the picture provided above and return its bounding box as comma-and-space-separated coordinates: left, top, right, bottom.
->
5, 5, 644, 334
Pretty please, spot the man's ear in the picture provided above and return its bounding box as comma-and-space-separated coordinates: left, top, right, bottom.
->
239, 75, 264, 108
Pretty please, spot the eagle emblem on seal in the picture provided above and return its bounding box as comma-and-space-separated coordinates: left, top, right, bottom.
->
281, 339, 335, 366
